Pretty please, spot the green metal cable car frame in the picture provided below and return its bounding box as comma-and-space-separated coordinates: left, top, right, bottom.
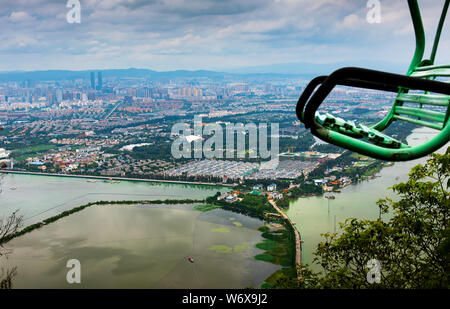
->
296, 0, 450, 161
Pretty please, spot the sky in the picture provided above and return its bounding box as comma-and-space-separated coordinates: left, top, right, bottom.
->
0, 0, 448, 72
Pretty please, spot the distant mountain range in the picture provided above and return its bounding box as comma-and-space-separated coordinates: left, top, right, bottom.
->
0, 68, 309, 82
0, 68, 220, 82
0, 61, 408, 82
228, 61, 408, 75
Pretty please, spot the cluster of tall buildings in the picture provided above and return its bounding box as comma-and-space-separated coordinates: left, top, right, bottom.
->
176, 87, 203, 97
90, 71, 103, 90
126, 87, 169, 99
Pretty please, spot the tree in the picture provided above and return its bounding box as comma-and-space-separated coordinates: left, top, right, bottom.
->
205, 191, 221, 204
0, 210, 24, 256
300, 148, 449, 288
0, 141, 6, 193
0, 208, 24, 289
0, 267, 17, 289
0, 173, 4, 194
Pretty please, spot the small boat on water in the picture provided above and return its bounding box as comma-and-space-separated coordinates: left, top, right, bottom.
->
325, 195, 335, 200
10, 187, 17, 190
188, 256, 194, 263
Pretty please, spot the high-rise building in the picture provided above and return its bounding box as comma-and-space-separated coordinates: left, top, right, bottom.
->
56, 89, 63, 103
47, 93, 56, 105
97, 71, 103, 90
90, 72, 95, 89
62, 91, 74, 101
177, 87, 202, 97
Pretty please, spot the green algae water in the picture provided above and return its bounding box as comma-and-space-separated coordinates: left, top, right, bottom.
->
2, 204, 280, 288
0, 177, 279, 288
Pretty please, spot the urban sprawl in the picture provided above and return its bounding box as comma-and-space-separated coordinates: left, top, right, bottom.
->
0, 69, 413, 195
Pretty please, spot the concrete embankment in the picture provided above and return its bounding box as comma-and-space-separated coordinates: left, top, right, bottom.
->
268, 199, 302, 281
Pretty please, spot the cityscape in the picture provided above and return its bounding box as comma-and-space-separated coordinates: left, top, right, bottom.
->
0, 69, 398, 185
0, 0, 448, 296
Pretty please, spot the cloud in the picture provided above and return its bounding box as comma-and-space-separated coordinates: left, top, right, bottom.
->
0, 0, 448, 71
9, 11, 34, 22
340, 14, 363, 28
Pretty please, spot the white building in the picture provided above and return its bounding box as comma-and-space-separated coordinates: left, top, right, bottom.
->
0, 148, 10, 159
314, 179, 326, 186
267, 184, 277, 191
274, 193, 283, 199
76, 146, 101, 154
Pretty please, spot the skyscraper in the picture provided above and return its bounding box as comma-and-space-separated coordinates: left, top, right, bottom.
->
56, 89, 63, 103
97, 71, 102, 90
90, 72, 95, 89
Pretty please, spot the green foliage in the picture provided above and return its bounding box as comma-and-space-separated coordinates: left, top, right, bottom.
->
263, 267, 298, 289
126, 137, 172, 161
260, 282, 272, 289
295, 133, 316, 152
290, 183, 322, 197
275, 181, 322, 210
258, 225, 270, 233
254, 253, 273, 262
241, 178, 290, 190
309, 150, 384, 182
256, 221, 297, 288
11, 144, 57, 162
275, 198, 290, 209
255, 239, 278, 251
205, 192, 221, 204
216, 195, 273, 220
193, 204, 222, 212
312, 143, 343, 154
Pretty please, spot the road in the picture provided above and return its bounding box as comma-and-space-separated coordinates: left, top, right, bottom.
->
268, 199, 303, 281
104, 100, 123, 119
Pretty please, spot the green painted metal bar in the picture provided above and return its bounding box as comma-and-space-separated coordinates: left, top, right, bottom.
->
393, 115, 443, 130
414, 64, 450, 71
372, 0, 445, 133
313, 121, 450, 161
296, 0, 450, 161
444, 103, 450, 124
358, 124, 404, 147
394, 106, 446, 123
411, 69, 450, 78
396, 93, 450, 106
430, 0, 450, 63
406, 0, 426, 75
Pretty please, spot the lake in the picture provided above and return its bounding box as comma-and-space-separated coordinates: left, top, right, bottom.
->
0, 174, 226, 224
3, 204, 279, 288
0, 176, 279, 288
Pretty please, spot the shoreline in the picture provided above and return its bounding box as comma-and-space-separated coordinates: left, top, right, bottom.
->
1, 170, 233, 187
269, 199, 301, 282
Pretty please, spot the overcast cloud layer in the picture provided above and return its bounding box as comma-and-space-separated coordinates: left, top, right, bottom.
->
0, 0, 448, 72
